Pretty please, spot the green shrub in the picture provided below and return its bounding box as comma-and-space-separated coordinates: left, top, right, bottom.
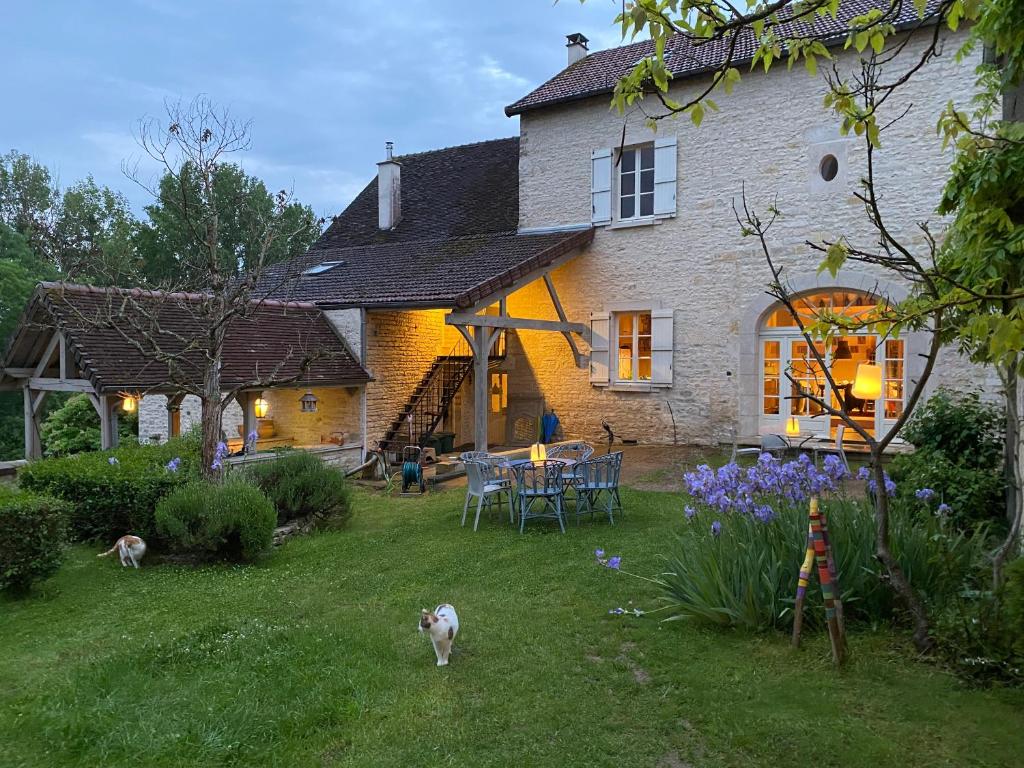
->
660, 499, 988, 632
900, 388, 1003, 468
0, 492, 71, 594
17, 435, 199, 541
245, 452, 353, 526
40, 393, 138, 457
155, 479, 276, 561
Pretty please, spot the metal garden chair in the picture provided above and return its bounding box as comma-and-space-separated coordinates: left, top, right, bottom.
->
514, 460, 567, 534
573, 451, 623, 524
546, 441, 595, 462
461, 459, 514, 531
729, 427, 761, 463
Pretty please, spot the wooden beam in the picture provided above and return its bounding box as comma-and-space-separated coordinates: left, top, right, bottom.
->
27, 377, 94, 393
99, 395, 116, 450
240, 392, 257, 453
446, 313, 586, 335
2, 367, 34, 378
543, 274, 585, 368
458, 249, 583, 315
23, 387, 40, 460
472, 326, 492, 451
58, 333, 68, 379
32, 390, 48, 415
32, 333, 61, 377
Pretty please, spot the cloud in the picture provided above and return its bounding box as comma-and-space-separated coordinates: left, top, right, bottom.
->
478, 56, 530, 89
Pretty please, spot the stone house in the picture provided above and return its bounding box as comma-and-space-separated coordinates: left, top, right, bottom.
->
129, 2, 991, 460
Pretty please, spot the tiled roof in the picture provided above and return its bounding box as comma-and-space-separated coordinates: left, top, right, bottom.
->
259, 137, 594, 308
262, 228, 594, 309
506, 0, 944, 115
2, 283, 370, 394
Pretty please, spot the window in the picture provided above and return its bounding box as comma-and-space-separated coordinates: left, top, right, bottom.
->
302, 260, 344, 276
619, 145, 655, 220
819, 154, 839, 181
884, 339, 904, 419
762, 340, 781, 415
615, 311, 652, 382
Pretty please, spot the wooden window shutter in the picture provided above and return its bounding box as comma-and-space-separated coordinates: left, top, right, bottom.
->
650, 308, 674, 386
653, 136, 677, 216
589, 311, 610, 385
591, 148, 612, 224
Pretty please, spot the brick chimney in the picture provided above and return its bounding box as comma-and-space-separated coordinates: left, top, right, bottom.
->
377, 141, 402, 230
566, 33, 589, 66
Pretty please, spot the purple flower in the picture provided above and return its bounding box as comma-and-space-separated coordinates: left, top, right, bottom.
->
108, 456, 119, 465
857, 466, 871, 481
594, 548, 605, 559
211, 459, 222, 471
915, 488, 936, 501
684, 505, 696, 519
608, 607, 625, 615
165, 457, 181, 472
711, 520, 722, 537
606, 556, 621, 570
937, 503, 952, 516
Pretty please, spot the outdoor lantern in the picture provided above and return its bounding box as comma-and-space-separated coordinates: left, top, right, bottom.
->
785, 416, 800, 436
299, 390, 319, 413
851, 363, 883, 400
530, 442, 546, 464
254, 396, 269, 419
121, 394, 137, 413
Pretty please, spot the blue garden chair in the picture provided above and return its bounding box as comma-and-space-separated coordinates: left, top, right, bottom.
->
514, 460, 566, 534
573, 451, 623, 524
461, 459, 514, 531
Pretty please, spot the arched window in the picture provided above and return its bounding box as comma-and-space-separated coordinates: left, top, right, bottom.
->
757, 289, 904, 439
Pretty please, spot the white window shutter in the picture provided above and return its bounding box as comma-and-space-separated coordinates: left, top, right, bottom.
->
589, 312, 610, 385
650, 308, 674, 386
653, 136, 677, 216
591, 148, 612, 224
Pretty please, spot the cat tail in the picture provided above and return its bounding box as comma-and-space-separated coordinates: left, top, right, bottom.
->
97, 544, 119, 558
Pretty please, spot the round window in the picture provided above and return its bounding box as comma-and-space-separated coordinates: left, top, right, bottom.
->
819, 154, 839, 182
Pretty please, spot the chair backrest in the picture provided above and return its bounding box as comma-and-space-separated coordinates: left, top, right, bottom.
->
460, 450, 493, 464
761, 434, 788, 452
464, 460, 491, 494
515, 460, 563, 495
547, 441, 595, 462
575, 451, 622, 488
729, 427, 739, 461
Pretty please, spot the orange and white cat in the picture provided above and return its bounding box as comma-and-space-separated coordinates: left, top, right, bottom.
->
419, 604, 459, 666
97, 535, 147, 569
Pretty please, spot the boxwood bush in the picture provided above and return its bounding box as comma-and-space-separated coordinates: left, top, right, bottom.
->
155, 479, 276, 562
17, 435, 199, 541
245, 451, 353, 526
0, 490, 71, 594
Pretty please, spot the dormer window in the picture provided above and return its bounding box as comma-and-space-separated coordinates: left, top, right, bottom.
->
302, 260, 344, 276
618, 144, 655, 220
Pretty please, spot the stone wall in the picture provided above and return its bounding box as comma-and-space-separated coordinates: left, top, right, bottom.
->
258, 386, 361, 447
138, 395, 243, 444
362, 309, 448, 448
509, 27, 995, 445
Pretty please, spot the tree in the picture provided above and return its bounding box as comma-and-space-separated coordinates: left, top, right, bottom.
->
589, 0, 1019, 649
86, 96, 329, 476
0, 151, 57, 256
39, 393, 137, 457
135, 161, 320, 286
52, 177, 140, 284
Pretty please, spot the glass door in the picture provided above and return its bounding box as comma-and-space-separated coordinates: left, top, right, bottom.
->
829, 335, 876, 440
790, 340, 827, 434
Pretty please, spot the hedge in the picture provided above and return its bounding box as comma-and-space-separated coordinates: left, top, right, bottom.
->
0, 490, 71, 594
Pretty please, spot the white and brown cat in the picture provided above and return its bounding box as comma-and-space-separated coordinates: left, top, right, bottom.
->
97, 535, 147, 568
419, 604, 459, 666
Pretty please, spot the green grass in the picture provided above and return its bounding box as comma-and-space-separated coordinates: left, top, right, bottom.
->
1, 487, 1022, 767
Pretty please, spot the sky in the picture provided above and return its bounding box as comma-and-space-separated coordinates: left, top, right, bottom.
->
3, 0, 628, 220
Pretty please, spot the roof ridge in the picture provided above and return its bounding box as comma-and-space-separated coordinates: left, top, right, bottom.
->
393, 135, 519, 161
40, 281, 320, 311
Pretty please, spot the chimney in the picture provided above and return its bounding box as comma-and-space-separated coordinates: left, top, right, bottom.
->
377, 141, 401, 230
566, 33, 589, 66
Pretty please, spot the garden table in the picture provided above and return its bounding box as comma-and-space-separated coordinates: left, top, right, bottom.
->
500, 458, 577, 523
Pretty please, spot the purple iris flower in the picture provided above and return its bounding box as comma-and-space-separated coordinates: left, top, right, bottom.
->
609, 607, 626, 615
607, 556, 622, 570
915, 488, 936, 501
711, 520, 722, 537
937, 503, 952, 515
684, 505, 697, 519
594, 548, 605, 559
108, 456, 119, 465
857, 466, 871, 481
165, 457, 181, 472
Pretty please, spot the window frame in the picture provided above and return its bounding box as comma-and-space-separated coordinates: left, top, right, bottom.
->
613, 310, 653, 383
617, 144, 656, 222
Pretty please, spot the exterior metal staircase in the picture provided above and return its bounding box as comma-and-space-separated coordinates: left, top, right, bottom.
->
379, 332, 505, 457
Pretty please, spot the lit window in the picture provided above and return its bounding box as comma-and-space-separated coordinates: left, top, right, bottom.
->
619, 145, 655, 220
615, 311, 652, 382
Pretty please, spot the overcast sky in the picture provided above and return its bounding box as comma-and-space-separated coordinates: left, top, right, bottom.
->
4, 0, 626, 218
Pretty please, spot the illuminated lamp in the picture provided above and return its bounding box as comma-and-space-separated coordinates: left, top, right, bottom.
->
254, 396, 269, 418
851, 363, 882, 400
530, 442, 546, 464
785, 416, 800, 436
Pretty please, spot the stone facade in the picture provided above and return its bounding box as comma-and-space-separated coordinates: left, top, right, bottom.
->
139, 395, 243, 444
257, 386, 361, 447
501, 27, 993, 445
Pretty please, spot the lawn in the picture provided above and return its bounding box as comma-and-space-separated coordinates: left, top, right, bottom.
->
1, 486, 1022, 767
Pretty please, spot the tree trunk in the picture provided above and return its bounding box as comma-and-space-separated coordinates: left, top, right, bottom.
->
993, 362, 1023, 590
200, 320, 226, 479
871, 458, 933, 651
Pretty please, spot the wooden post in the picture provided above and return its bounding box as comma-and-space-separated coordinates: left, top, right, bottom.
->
473, 326, 492, 451
23, 386, 41, 459
791, 496, 847, 665
99, 394, 115, 450
240, 392, 257, 453
791, 527, 815, 648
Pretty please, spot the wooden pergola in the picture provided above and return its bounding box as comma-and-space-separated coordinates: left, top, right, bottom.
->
0, 283, 371, 459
